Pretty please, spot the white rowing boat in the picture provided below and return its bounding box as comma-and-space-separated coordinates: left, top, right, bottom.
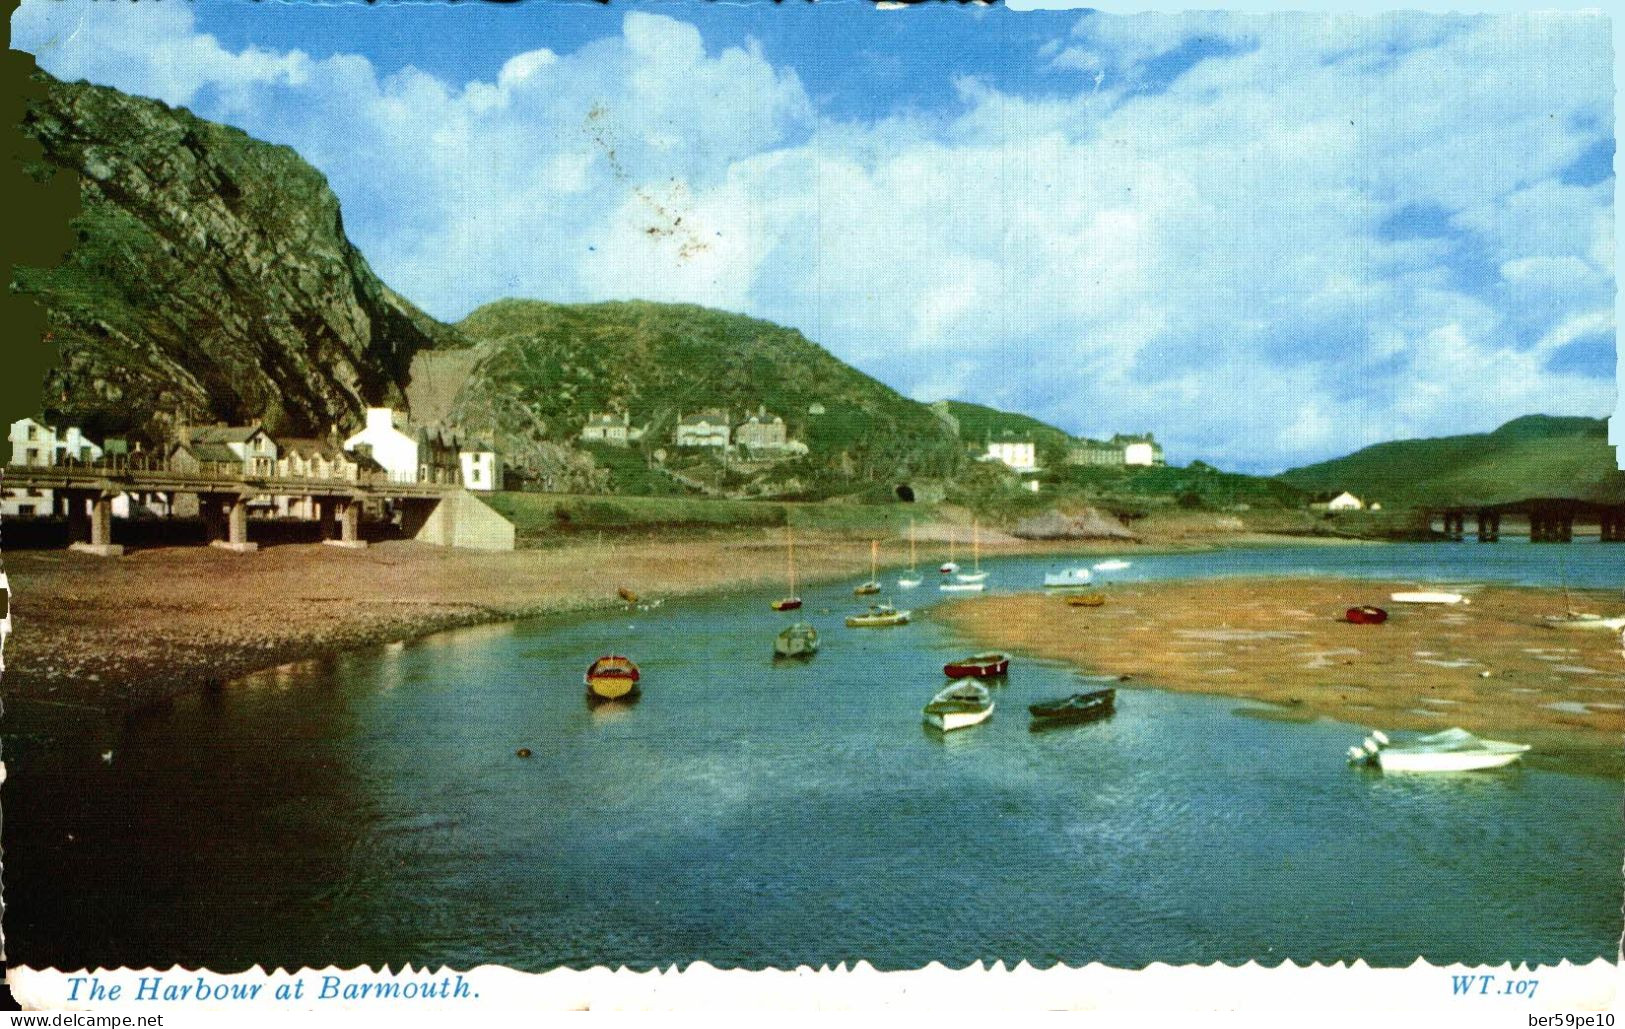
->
1390, 591, 1469, 605
923, 679, 994, 732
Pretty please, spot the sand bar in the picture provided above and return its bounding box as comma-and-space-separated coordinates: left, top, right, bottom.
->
937, 578, 1625, 777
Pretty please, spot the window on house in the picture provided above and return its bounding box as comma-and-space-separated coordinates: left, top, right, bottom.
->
25, 425, 37, 440
470, 467, 481, 485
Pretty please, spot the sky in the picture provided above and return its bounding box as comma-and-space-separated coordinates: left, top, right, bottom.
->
10, 0, 1618, 473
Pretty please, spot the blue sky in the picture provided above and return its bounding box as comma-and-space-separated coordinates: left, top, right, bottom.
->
11, 0, 1617, 472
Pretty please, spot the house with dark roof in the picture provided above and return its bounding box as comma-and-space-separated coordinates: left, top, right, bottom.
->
168, 424, 278, 477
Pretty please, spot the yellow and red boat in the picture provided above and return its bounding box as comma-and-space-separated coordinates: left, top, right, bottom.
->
585, 655, 641, 701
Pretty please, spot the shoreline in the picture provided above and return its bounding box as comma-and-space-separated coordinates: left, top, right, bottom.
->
3, 526, 1336, 713
936, 579, 1625, 778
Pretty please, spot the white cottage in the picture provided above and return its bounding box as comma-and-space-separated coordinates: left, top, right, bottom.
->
459, 440, 501, 492
984, 440, 1037, 472
4, 418, 106, 518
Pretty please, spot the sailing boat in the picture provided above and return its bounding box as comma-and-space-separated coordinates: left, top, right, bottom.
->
1543, 546, 1625, 629
939, 531, 959, 574
956, 519, 988, 583
854, 539, 882, 595
897, 520, 923, 588
770, 524, 802, 611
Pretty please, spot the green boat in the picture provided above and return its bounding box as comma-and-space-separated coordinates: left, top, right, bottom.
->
774, 622, 820, 658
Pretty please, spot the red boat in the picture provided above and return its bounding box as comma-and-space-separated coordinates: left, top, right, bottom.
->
1345, 606, 1389, 625
585, 655, 641, 700
943, 652, 1010, 679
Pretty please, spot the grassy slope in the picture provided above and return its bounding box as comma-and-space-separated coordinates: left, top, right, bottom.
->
1280, 415, 1624, 506
450, 300, 963, 496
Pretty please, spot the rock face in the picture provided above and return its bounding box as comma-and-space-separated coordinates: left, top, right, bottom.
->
14, 73, 461, 444
1012, 507, 1137, 541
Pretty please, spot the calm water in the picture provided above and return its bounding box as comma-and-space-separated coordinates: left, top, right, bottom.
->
5, 542, 1621, 971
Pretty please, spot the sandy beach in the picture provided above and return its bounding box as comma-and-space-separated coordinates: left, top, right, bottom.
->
937, 579, 1625, 776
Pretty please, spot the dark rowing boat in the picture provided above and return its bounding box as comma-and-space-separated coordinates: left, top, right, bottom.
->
1028, 688, 1115, 729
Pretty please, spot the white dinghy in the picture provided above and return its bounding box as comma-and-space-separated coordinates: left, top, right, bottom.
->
1390, 591, 1470, 605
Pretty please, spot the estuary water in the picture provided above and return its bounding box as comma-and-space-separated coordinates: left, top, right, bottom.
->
4, 542, 1621, 971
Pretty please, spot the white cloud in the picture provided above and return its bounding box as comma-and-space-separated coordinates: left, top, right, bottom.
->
10, 1, 1616, 471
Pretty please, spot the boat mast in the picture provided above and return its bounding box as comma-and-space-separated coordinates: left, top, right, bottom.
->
909, 519, 917, 571
787, 523, 797, 597
870, 538, 878, 581
973, 518, 981, 572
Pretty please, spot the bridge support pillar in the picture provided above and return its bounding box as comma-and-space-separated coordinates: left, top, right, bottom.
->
1442, 510, 1465, 541
1600, 508, 1625, 543
63, 490, 91, 544
209, 494, 258, 553
323, 498, 366, 549
66, 490, 124, 557
1476, 511, 1499, 543
313, 498, 336, 541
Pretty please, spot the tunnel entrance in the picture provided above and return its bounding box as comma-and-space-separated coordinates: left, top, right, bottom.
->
895, 484, 915, 503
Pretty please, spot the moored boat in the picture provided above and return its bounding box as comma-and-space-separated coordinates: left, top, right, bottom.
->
584, 655, 641, 701
1543, 612, 1625, 631
1043, 567, 1093, 588
1347, 727, 1529, 773
943, 651, 1009, 679
1345, 605, 1388, 624
1066, 593, 1105, 607
1390, 591, 1469, 605
845, 603, 911, 627
955, 519, 988, 582
854, 539, 882, 595
939, 580, 985, 593
898, 520, 923, 588
923, 679, 994, 731
771, 524, 802, 611
1092, 559, 1131, 571
774, 622, 820, 658
1028, 688, 1115, 728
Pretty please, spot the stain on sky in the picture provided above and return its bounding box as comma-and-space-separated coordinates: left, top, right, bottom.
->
583, 103, 711, 262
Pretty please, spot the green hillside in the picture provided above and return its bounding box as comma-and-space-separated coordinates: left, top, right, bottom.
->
450, 300, 964, 497
1279, 415, 1625, 506
938, 400, 1072, 445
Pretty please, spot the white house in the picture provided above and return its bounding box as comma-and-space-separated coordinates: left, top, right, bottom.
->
1123, 441, 1157, 467
984, 440, 1037, 472
1327, 491, 1365, 512
459, 441, 501, 493
345, 408, 423, 484
676, 411, 731, 449
581, 412, 630, 446
4, 418, 105, 518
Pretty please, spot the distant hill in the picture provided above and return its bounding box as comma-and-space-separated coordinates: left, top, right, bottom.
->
1279, 415, 1625, 506
12, 73, 462, 444
449, 299, 964, 494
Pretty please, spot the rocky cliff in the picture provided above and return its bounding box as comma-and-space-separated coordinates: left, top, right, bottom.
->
13, 73, 462, 444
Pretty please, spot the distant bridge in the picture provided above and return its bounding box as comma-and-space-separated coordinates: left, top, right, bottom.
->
1, 457, 486, 556
1426, 495, 1625, 543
